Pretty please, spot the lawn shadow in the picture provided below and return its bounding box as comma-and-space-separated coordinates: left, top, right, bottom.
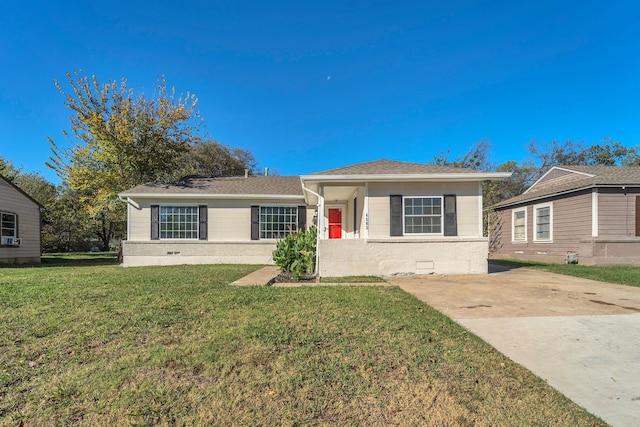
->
2, 252, 119, 268
489, 259, 540, 273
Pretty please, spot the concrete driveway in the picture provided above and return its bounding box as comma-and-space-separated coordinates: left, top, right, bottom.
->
386, 265, 640, 427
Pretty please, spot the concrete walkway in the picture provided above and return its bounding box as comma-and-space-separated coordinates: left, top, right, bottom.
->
231, 266, 279, 286
387, 267, 640, 427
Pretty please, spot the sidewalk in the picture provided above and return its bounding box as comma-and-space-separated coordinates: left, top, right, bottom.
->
231, 266, 280, 286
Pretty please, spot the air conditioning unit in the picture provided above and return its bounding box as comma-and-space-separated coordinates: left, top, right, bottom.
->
1, 236, 15, 246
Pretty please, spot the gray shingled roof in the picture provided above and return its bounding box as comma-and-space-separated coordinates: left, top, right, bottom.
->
495, 165, 640, 208
120, 175, 303, 197
120, 159, 510, 197
307, 159, 491, 175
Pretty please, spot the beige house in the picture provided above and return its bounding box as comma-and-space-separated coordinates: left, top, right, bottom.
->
0, 174, 42, 264
119, 160, 510, 275
490, 165, 640, 265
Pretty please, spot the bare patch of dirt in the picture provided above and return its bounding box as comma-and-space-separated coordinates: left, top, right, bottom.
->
272, 272, 318, 283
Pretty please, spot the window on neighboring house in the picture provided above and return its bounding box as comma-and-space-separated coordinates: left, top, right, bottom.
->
512, 208, 527, 242
534, 203, 552, 241
260, 206, 298, 239
403, 197, 442, 234
160, 206, 199, 239
1, 212, 17, 239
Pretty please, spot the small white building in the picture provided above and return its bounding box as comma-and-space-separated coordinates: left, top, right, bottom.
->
119, 160, 510, 275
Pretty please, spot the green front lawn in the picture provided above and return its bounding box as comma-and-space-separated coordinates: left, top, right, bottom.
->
0, 261, 606, 426
493, 259, 640, 287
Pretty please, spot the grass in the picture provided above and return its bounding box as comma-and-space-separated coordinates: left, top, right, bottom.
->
0, 259, 607, 426
493, 258, 640, 288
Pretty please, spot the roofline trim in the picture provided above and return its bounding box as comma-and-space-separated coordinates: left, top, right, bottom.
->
523, 166, 595, 194
118, 193, 304, 200
495, 183, 639, 208
300, 172, 512, 182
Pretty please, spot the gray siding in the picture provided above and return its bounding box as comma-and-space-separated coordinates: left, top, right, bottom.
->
490, 187, 640, 265
0, 178, 41, 263
490, 191, 593, 263
598, 189, 640, 238
553, 191, 592, 242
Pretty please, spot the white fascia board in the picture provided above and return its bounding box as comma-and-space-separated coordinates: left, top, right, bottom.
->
497, 184, 639, 209
117, 193, 304, 200
524, 166, 595, 194
300, 172, 512, 182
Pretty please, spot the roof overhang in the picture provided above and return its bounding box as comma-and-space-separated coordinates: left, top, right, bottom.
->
300, 172, 512, 183
300, 172, 512, 205
494, 183, 640, 209
118, 193, 304, 200
523, 166, 595, 195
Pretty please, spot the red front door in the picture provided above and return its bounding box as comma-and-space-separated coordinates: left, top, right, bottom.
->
328, 208, 342, 239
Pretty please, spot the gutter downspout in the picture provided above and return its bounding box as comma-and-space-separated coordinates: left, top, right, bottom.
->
118, 195, 130, 243
300, 179, 322, 275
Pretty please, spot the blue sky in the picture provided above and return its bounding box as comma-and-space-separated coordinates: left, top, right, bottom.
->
1, 0, 638, 184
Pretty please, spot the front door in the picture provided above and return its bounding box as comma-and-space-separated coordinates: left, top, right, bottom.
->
328, 208, 342, 239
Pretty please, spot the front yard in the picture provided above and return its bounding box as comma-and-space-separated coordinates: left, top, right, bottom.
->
0, 259, 606, 426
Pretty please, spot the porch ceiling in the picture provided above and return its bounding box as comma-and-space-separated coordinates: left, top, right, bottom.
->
323, 186, 358, 202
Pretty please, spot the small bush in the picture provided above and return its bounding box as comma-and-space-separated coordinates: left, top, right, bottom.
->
272, 226, 317, 280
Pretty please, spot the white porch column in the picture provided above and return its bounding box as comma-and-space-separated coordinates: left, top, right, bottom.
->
364, 182, 369, 239
318, 185, 325, 239
478, 182, 484, 237
592, 188, 599, 237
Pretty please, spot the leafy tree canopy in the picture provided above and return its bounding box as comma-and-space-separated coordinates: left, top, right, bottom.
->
0, 155, 22, 181
46, 71, 258, 248
46, 71, 203, 213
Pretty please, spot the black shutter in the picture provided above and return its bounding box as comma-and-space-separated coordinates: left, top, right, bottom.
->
15, 214, 19, 238
444, 194, 457, 236
297, 206, 307, 231
198, 205, 208, 240
353, 197, 358, 233
390, 195, 403, 236
251, 206, 260, 240
151, 205, 160, 240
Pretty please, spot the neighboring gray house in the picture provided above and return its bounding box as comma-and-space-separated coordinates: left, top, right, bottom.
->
0, 174, 42, 264
490, 165, 640, 265
119, 160, 510, 275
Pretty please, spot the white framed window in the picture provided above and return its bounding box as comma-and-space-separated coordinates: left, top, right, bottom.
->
533, 202, 552, 242
260, 206, 298, 239
512, 208, 527, 242
403, 196, 443, 235
1, 212, 17, 239
160, 206, 199, 239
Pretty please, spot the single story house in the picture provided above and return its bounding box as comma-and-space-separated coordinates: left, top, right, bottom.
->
489, 165, 640, 265
119, 160, 510, 275
0, 173, 42, 264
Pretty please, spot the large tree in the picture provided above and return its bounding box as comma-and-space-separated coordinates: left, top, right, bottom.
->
47, 71, 203, 249
179, 138, 258, 177
0, 155, 22, 181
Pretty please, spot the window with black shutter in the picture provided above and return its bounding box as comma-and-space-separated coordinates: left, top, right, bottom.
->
251, 206, 260, 240
198, 205, 208, 240
151, 205, 159, 240
390, 195, 403, 236
443, 194, 457, 236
